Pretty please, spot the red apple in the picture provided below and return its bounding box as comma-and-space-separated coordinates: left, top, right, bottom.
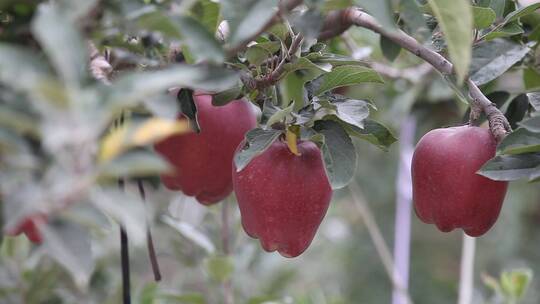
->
6, 214, 47, 244
232, 140, 333, 257
412, 125, 508, 236
155, 93, 257, 205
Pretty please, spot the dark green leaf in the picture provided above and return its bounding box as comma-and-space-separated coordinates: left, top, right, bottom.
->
498, 128, 540, 155
478, 153, 540, 181
32, 3, 87, 87
234, 128, 282, 171
313, 120, 356, 189
222, 0, 279, 45
473, 6, 496, 29
470, 39, 529, 86
505, 94, 529, 129
178, 89, 200, 133
427, 0, 473, 84
313, 65, 383, 95
176, 16, 225, 63
280, 72, 308, 112
380, 36, 402, 61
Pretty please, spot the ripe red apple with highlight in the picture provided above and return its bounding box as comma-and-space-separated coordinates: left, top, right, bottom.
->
412, 125, 508, 236
155, 93, 257, 205
6, 214, 47, 244
232, 140, 333, 257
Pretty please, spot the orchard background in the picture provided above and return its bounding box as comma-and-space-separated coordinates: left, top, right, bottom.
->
1, 0, 540, 303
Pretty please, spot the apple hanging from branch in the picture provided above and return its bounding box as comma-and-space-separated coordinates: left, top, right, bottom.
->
411, 125, 508, 236
154, 91, 257, 205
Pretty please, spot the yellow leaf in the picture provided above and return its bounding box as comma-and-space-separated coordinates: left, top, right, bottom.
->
286, 127, 300, 156
132, 118, 189, 146
99, 118, 190, 163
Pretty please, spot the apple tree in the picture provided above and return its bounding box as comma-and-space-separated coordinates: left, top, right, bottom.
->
0, 0, 539, 303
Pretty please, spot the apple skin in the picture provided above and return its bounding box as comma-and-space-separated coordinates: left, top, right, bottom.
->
232, 140, 333, 258
412, 125, 508, 236
155, 94, 257, 205
6, 214, 47, 244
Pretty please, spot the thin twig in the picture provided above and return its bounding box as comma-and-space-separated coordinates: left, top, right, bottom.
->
319, 8, 511, 142
138, 180, 162, 282
222, 198, 233, 304
244, 33, 304, 90
349, 182, 414, 304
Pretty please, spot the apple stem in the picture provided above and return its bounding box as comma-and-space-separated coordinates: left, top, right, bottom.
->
317, 8, 512, 142
221, 197, 234, 304
391, 116, 416, 304
349, 182, 414, 304
458, 234, 476, 304
137, 180, 162, 282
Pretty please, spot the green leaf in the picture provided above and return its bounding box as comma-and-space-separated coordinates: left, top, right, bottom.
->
498, 128, 540, 155
98, 150, 170, 179
473, 6, 496, 29
42, 221, 94, 288
334, 98, 370, 129
427, 0, 473, 84
234, 128, 282, 172
133, 8, 182, 39
106, 65, 239, 111
0, 44, 50, 93
505, 94, 529, 129
313, 120, 357, 189
280, 72, 308, 112
139, 282, 158, 304
380, 36, 402, 61
32, 3, 87, 87
478, 153, 540, 181
488, 0, 506, 18
524, 67, 540, 90
266, 103, 294, 127
500, 269, 533, 300
470, 39, 529, 86
90, 188, 148, 245
176, 16, 225, 63
504, 2, 540, 23
157, 293, 206, 304
399, 0, 429, 39
163, 215, 216, 254
0, 105, 40, 138
222, 0, 279, 45
204, 255, 234, 282
190, 0, 220, 33
338, 118, 396, 150
313, 65, 383, 95
212, 86, 243, 106
245, 45, 272, 66
355, 0, 397, 31
483, 22, 524, 40
526, 92, 540, 111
